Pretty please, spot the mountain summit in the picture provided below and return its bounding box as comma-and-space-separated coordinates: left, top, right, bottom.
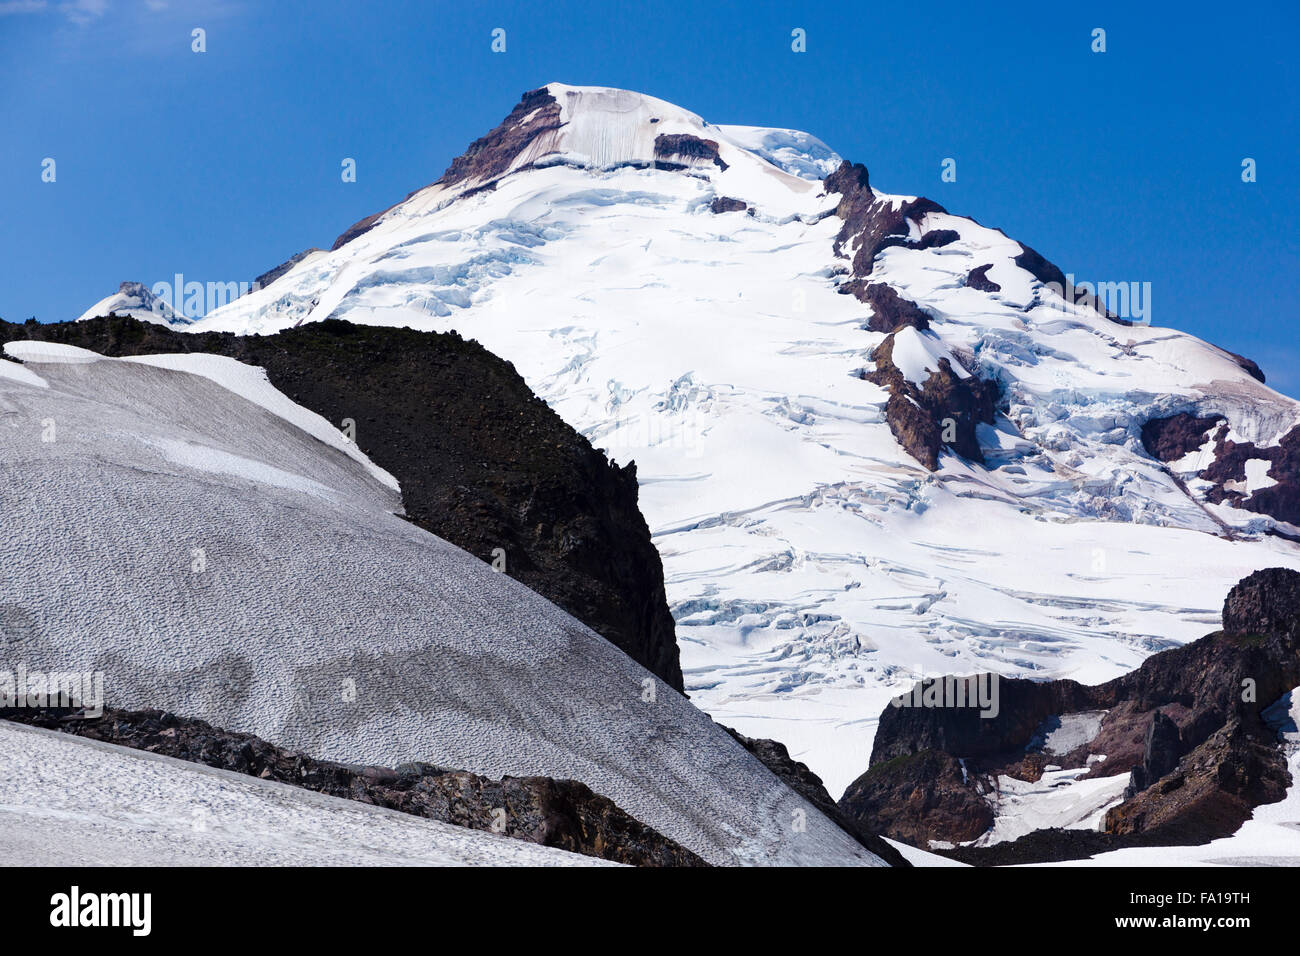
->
92, 83, 1300, 793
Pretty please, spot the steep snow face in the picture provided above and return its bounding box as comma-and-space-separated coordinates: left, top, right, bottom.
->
185, 84, 1300, 796
0, 346, 881, 866
0, 723, 605, 866
76, 280, 190, 327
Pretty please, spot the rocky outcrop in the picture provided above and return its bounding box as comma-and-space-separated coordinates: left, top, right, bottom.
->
1123, 709, 1183, 798
709, 196, 749, 214
3, 706, 704, 866
858, 282, 931, 334
823, 160, 946, 284
332, 87, 563, 250
1218, 346, 1266, 384
1140, 412, 1226, 462
0, 315, 685, 691
839, 750, 994, 847
1106, 717, 1290, 844
964, 264, 1001, 293
1141, 413, 1300, 530
1201, 424, 1300, 527
841, 568, 1300, 861
721, 726, 910, 867
653, 133, 728, 171
253, 248, 322, 288
1013, 242, 1067, 289
863, 330, 999, 470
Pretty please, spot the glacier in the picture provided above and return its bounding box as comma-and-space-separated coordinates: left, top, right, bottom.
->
125, 82, 1300, 797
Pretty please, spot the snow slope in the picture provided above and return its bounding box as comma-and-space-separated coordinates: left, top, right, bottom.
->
0, 722, 603, 866
164, 83, 1300, 796
75, 280, 189, 327
0, 344, 881, 866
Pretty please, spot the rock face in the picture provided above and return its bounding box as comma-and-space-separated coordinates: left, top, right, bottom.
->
654, 133, 728, 171
709, 196, 749, 214
439, 86, 563, 188
822, 160, 946, 284
839, 750, 994, 848
863, 329, 999, 470
720, 726, 910, 867
3, 706, 704, 867
841, 568, 1300, 862
1140, 412, 1226, 463
332, 87, 564, 251
859, 282, 931, 334
1143, 412, 1300, 529
1123, 709, 1183, 798
1202, 425, 1300, 527
253, 248, 322, 288
964, 264, 1001, 293
0, 315, 684, 691
820, 160, 999, 471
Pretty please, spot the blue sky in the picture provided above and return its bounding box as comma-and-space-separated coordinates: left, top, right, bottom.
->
2, 0, 1297, 393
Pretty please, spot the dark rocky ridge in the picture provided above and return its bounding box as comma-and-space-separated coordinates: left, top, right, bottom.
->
859, 282, 931, 334
1140, 412, 1226, 463
822, 160, 946, 286
1143, 412, 1300, 529
2, 706, 704, 866
1201, 424, 1300, 527
0, 315, 685, 691
863, 329, 998, 470
330, 87, 563, 251
253, 247, 322, 289
840, 568, 1300, 863
720, 726, 910, 867
654, 133, 728, 171
840, 749, 994, 849
1220, 347, 1266, 384
964, 264, 1001, 293
709, 196, 749, 214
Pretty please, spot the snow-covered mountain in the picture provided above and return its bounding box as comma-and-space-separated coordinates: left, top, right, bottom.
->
0, 337, 881, 866
103, 83, 1300, 797
76, 280, 190, 327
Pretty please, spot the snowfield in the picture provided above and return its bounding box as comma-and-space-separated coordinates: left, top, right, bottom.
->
0, 345, 883, 866
0, 722, 606, 867
181, 83, 1300, 798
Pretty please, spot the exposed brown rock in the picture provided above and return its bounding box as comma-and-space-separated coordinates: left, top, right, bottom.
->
857, 282, 931, 333
1013, 242, 1067, 289
3, 706, 705, 867
839, 750, 995, 847
1105, 718, 1289, 844
653, 133, 728, 171
1140, 412, 1225, 463
822, 160, 946, 284
1201, 424, 1300, 527
964, 264, 1001, 293
917, 228, 959, 249
331, 87, 563, 251
842, 568, 1300, 861
709, 196, 748, 214
438, 87, 563, 188
863, 330, 998, 470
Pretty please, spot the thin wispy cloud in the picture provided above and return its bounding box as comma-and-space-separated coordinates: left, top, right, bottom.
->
61, 0, 108, 25
0, 1, 49, 15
